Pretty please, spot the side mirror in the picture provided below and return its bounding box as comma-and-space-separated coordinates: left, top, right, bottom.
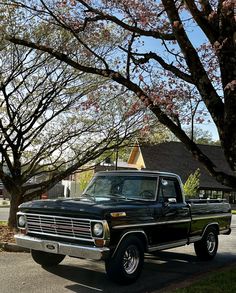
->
163, 197, 177, 207
167, 198, 177, 204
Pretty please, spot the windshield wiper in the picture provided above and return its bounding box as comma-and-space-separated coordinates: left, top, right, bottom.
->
107, 194, 127, 199
81, 193, 127, 200
81, 193, 96, 201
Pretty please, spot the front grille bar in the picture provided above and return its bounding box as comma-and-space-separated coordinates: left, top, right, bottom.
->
24, 213, 94, 242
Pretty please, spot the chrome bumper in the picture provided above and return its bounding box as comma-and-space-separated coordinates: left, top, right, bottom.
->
14, 234, 110, 260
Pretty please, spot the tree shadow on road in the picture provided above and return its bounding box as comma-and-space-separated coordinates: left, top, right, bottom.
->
42, 249, 222, 293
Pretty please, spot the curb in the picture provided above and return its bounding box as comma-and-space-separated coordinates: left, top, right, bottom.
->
0, 242, 30, 253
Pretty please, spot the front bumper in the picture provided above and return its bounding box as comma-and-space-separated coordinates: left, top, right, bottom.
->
14, 234, 110, 260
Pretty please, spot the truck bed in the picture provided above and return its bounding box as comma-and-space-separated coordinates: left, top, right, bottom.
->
186, 199, 231, 237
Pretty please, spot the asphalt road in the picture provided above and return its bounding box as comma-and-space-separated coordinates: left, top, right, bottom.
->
0, 216, 236, 293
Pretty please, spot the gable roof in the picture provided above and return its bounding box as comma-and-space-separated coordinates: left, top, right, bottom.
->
139, 142, 234, 191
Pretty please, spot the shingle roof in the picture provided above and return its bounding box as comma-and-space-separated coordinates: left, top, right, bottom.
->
140, 142, 234, 191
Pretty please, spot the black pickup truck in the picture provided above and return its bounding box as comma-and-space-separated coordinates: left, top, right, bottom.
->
15, 171, 232, 284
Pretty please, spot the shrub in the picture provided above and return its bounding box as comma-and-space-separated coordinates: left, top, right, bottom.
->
183, 169, 200, 198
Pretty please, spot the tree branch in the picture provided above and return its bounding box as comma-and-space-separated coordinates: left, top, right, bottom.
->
129, 50, 194, 84
76, 0, 176, 40
161, 0, 224, 131
184, 0, 218, 44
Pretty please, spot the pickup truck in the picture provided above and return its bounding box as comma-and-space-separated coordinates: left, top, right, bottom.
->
15, 170, 232, 284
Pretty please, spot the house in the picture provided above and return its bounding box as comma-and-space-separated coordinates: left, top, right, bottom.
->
128, 141, 236, 204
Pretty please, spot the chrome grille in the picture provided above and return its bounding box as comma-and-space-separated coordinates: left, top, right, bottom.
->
25, 213, 93, 242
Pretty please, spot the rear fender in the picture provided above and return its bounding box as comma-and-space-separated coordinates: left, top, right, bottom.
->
201, 222, 219, 237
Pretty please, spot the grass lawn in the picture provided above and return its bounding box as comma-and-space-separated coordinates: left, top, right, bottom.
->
168, 264, 236, 293
232, 210, 236, 214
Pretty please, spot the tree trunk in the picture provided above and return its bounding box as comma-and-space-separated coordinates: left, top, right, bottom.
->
8, 194, 23, 230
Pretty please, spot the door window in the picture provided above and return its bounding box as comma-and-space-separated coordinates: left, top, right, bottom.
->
158, 177, 182, 203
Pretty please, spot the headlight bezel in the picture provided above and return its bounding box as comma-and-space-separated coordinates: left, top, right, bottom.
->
91, 222, 104, 238
17, 214, 27, 229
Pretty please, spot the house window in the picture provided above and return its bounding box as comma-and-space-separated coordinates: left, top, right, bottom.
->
228, 192, 236, 204
212, 190, 223, 199
199, 189, 224, 199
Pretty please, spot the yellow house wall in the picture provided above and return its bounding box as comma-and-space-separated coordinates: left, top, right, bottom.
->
128, 146, 145, 169
133, 153, 145, 169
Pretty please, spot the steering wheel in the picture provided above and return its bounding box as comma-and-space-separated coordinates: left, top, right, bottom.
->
139, 190, 154, 199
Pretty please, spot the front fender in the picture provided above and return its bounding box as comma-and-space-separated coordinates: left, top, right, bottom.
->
111, 230, 148, 257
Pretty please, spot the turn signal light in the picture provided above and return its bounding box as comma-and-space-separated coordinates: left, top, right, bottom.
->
94, 239, 105, 247
110, 212, 126, 217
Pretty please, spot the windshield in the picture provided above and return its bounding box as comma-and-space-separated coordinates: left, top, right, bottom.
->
82, 175, 157, 201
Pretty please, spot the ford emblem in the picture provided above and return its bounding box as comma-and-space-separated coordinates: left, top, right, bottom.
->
46, 244, 55, 250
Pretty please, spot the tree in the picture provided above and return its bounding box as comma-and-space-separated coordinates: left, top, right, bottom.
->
0, 38, 144, 228
78, 169, 94, 191
183, 168, 200, 198
1, 1, 236, 188
185, 128, 218, 145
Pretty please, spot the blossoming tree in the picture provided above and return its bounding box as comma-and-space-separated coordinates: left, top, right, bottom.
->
2, 0, 236, 189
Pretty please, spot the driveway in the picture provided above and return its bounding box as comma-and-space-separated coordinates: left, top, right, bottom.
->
0, 216, 236, 293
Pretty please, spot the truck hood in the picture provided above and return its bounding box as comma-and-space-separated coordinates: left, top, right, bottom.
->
19, 197, 154, 221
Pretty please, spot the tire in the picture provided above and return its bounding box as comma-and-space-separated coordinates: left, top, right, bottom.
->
105, 236, 144, 285
194, 227, 218, 260
31, 249, 65, 267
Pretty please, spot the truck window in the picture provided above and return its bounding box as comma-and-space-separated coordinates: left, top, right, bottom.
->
122, 177, 157, 200
84, 175, 157, 201
158, 177, 182, 203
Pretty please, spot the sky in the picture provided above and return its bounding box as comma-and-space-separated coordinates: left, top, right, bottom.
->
199, 122, 219, 141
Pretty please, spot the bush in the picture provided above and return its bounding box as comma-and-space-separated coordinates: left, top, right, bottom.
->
183, 169, 200, 198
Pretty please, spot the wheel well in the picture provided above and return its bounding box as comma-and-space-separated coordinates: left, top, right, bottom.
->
112, 230, 148, 257
202, 223, 219, 237
132, 232, 148, 251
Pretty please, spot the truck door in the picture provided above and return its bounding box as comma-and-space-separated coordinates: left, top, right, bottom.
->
154, 176, 191, 245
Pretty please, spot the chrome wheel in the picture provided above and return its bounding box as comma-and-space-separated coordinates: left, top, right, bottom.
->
123, 245, 140, 275
105, 236, 144, 284
207, 232, 216, 254
194, 227, 218, 260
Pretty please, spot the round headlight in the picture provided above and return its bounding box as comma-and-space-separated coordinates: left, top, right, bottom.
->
18, 215, 26, 227
93, 223, 103, 237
